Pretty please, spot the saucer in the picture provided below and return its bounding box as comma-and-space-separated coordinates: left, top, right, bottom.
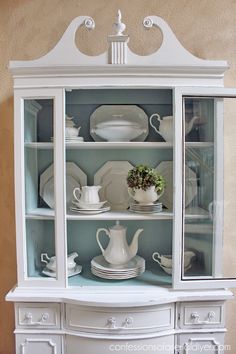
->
42, 264, 82, 277
70, 205, 111, 214
72, 200, 107, 210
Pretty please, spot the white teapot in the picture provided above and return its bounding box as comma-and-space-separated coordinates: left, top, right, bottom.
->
96, 221, 143, 266
149, 113, 198, 142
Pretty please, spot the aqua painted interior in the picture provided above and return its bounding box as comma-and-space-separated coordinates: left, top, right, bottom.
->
185, 146, 214, 210
184, 229, 213, 277
25, 148, 54, 211
24, 99, 53, 143
23, 92, 218, 283
68, 262, 172, 287
66, 149, 173, 186
26, 219, 55, 277
66, 219, 172, 286
184, 98, 214, 142
66, 88, 173, 142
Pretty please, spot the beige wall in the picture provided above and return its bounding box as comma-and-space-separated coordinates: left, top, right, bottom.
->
1, 0, 236, 353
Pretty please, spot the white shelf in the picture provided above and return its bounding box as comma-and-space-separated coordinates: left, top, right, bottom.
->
26, 207, 210, 220
25, 142, 53, 149
24, 141, 214, 150
185, 142, 214, 148
185, 223, 213, 234
25, 208, 173, 220
65, 142, 173, 149
24, 141, 173, 149
67, 209, 173, 220
26, 208, 55, 219
185, 206, 210, 219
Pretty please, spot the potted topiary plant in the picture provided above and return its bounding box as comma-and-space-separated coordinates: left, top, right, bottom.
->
127, 164, 165, 204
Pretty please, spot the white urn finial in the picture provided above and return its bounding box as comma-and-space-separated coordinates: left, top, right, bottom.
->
113, 9, 126, 35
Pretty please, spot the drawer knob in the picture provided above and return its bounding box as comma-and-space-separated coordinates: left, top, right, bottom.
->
107, 317, 116, 329
106, 316, 133, 330
123, 316, 133, 327
190, 311, 216, 324
24, 312, 33, 322
23, 312, 49, 325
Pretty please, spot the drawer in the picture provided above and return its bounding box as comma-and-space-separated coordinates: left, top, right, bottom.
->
15, 303, 61, 329
66, 334, 175, 354
66, 303, 174, 334
179, 301, 225, 329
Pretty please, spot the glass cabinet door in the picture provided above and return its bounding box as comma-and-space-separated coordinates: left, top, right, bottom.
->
15, 89, 65, 286
180, 89, 236, 287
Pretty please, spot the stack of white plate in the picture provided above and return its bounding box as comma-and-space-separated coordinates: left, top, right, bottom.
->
91, 255, 145, 280
129, 202, 162, 214
70, 200, 111, 214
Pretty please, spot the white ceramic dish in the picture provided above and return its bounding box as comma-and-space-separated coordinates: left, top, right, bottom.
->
91, 268, 144, 280
91, 254, 145, 280
94, 161, 133, 210
40, 162, 87, 209
42, 264, 82, 278
155, 161, 197, 210
90, 105, 149, 142
129, 201, 162, 214
69, 205, 111, 214
91, 255, 145, 272
92, 123, 145, 141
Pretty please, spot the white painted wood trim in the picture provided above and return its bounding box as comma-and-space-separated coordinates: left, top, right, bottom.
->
54, 89, 67, 287
172, 88, 184, 288
212, 99, 224, 277
8, 14, 228, 75
14, 91, 28, 286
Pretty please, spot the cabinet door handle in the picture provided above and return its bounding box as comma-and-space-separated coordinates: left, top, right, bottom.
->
106, 316, 134, 330
24, 312, 49, 325
191, 311, 215, 324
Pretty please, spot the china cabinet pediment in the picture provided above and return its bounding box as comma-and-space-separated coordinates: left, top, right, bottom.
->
7, 11, 236, 354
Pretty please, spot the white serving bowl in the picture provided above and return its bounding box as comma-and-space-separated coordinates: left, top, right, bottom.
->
92, 122, 145, 141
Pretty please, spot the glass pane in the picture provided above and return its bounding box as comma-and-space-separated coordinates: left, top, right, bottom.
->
24, 99, 56, 278
182, 96, 236, 280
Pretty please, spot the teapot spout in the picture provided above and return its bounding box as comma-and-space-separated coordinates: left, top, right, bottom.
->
186, 116, 198, 135
129, 229, 143, 259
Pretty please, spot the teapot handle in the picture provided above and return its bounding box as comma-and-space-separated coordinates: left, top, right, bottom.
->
149, 113, 162, 134
73, 187, 81, 202
152, 252, 162, 266
96, 228, 110, 255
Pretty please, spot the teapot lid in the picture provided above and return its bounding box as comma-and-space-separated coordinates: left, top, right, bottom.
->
111, 220, 126, 230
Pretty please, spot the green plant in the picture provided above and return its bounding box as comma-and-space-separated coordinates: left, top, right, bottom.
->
127, 165, 165, 193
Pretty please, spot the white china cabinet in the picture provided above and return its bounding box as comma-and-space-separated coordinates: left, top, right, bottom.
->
6, 11, 236, 354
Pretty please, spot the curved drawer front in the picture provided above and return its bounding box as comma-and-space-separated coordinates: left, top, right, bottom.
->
179, 301, 225, 329
16, 303, 61, 329
66, 304, 174, 334
67, 334, 175, 354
